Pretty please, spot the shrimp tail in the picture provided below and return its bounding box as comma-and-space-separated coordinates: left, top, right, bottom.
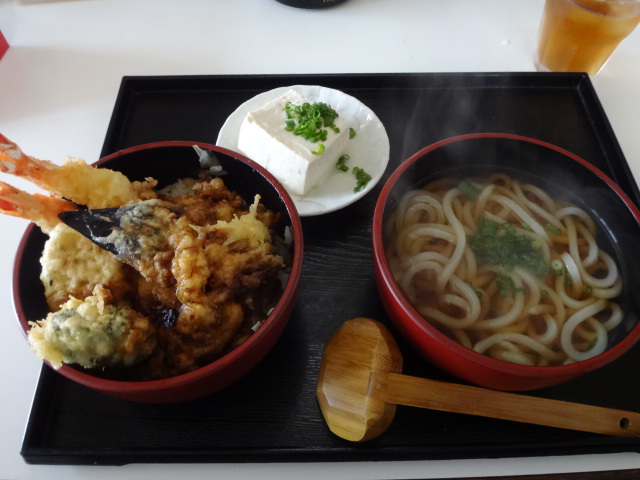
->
0, 134, 57, 189
0, 181, 76, 233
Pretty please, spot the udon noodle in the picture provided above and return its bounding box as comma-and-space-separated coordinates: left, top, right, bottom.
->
385, 174, 623, 366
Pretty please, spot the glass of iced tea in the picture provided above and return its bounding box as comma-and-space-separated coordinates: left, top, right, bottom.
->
535, 0, 640, 76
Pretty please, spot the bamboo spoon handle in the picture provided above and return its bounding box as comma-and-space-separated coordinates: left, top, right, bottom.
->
384, 372, 640, 436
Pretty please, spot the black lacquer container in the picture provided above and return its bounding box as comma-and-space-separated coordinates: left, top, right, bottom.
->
275, 0, 349, 8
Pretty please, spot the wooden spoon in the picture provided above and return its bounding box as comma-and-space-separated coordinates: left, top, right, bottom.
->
316, 317, 640, 442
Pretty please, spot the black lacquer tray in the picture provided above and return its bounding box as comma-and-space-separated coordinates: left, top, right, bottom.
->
20, 72, 640, 465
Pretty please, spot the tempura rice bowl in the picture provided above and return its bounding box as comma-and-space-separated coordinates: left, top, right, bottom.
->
13, 141, 304, 403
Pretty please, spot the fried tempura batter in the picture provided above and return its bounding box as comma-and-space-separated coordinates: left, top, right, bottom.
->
98, 176, 285, 379
40, 223, 138, 311
86, 179, 285, 380
28, 285, 156, 370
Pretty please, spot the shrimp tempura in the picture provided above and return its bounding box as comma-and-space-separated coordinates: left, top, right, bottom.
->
0, 181, 76, 233
0, 133, 157, 208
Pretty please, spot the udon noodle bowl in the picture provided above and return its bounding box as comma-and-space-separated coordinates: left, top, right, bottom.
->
384, 173, 623, 367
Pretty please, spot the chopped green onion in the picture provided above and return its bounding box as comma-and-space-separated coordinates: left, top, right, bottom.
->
466, 282, 483, 299
565, 271, 573, 287
585, 285, 593, 296
312, 144, 325, 156
284, 101, 339, 154
550, 259, 564, 276
349, 127, 356, 139
352, 166, 372, 192
457, 180, 480, 200
476, 216, 500, 237
545, 223, 562, 235
468, 217, 549, 278
495, 273, 523, 298
336, 154, 350, 171
335, 155, 371, 192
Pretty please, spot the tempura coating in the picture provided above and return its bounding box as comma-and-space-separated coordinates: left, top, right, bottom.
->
28, 285, 156, 370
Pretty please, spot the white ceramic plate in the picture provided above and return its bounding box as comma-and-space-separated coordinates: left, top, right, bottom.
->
216, 85, 390, 216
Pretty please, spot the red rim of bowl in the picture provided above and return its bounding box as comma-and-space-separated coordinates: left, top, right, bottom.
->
373, 132, 640, 378
12, 140, 304, 394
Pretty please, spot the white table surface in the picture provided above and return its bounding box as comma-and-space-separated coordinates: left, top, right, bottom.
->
1, 0, 640, 478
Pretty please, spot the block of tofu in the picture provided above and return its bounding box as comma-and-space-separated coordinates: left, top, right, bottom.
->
237, 89, 350, 196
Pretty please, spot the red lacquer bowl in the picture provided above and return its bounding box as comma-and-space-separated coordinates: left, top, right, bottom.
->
372, 133, 640, 391
13, 141, 303, 403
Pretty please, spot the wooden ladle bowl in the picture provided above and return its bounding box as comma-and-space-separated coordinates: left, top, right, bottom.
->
317, 318, 640, 442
